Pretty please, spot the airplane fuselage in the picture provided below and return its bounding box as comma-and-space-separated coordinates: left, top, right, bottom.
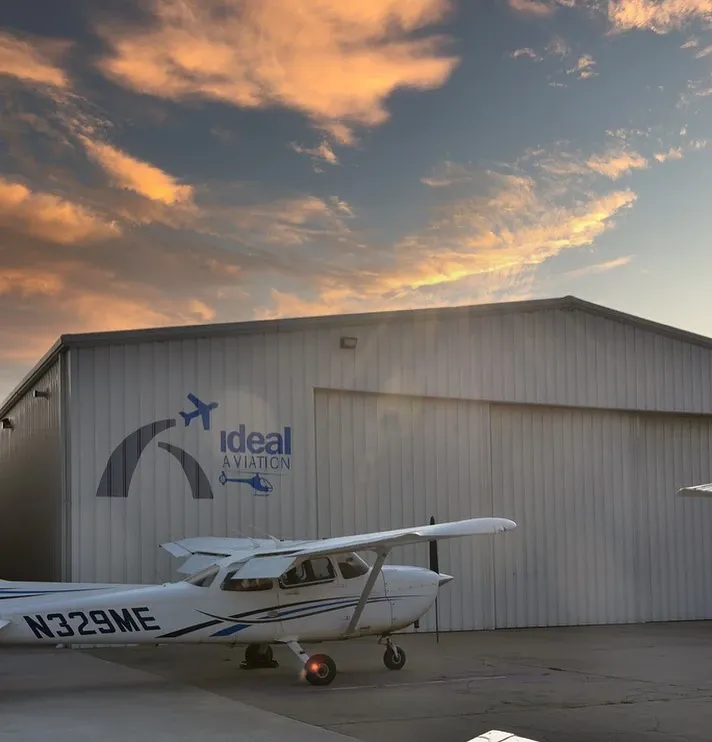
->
0, 563, 440, 647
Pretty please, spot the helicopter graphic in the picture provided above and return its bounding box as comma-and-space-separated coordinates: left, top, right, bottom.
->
218, 469, 280, 495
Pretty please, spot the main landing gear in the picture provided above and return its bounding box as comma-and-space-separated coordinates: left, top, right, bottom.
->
286, 635, 406, 686
240, 643, 279, 670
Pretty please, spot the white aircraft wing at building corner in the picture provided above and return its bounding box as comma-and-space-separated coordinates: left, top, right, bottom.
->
677, 482, 712, 497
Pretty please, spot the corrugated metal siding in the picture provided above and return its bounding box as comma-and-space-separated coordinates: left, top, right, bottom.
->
490, 405, 712, 628
314, 389, 495, 632
490, 405, 641, 628
69, 335, 319, 583
0, 359, 63, 580
297, 307, 712, 415
636, 414, 712, 622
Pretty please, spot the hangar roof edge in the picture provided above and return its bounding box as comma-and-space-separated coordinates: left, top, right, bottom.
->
2, 295, 711, 418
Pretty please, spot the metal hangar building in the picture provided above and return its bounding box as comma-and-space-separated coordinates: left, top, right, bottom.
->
2, 295, 712, 634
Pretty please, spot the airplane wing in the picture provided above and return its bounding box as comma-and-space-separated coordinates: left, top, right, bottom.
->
677, 482, 712, 497
164, 517, 516, 578
262, 517, 517, 561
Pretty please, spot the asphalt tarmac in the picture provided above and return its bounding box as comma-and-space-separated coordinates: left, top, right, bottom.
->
4, 622, 712, 742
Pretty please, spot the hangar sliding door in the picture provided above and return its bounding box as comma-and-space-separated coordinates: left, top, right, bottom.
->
490, 404, 641, 628
314, 389, 495, 631
636, 414, 712, 622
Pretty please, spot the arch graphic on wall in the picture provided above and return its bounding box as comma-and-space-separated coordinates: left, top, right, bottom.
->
95, 418, 214, 500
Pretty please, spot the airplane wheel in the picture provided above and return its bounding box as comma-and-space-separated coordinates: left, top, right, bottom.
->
304, 653, 336, 686
383, 645, 406, 670
243, 644, 274, 668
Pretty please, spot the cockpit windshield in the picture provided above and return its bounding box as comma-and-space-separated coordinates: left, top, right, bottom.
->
183, 564, 219, 587
337, 552, 370, 579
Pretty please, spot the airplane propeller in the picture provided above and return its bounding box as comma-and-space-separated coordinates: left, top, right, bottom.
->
429, 515, 440, 644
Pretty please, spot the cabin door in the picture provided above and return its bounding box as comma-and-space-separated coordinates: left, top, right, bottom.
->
275, 556, 350, 640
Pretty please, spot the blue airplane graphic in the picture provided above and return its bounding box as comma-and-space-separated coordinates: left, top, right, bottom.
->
219, 470, 274, 495
179, 393, 218, 431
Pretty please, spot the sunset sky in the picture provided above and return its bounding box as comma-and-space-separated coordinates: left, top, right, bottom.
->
2, 0, 712, 401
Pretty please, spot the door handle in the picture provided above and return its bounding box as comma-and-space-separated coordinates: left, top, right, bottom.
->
267, 610, 279, 618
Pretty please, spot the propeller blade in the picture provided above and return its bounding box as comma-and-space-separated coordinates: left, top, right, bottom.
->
429, 515, 440, 644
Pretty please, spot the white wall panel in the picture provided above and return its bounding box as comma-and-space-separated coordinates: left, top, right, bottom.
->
636, 414, 712, 621
490, 405, 641, 628
314, 389, 495, 632
0, 360, 63, 581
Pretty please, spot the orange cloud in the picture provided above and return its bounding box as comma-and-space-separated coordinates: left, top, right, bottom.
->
79, 136, 194, 206
654, 147, 685, 161
0, 177, 120, 244
0, 29, 71, 88
562, 255, 634, 279
94, 0, 460, 144
0, 260, 221, 381
257, 174, 637, 319
585, 149, 649, 179
568, 54, 598, 79
290, 140, 339, 168
607, 0, 712, 32
64, 292, 206, 331
508, 0, 558, 15
0, 269, 64, 297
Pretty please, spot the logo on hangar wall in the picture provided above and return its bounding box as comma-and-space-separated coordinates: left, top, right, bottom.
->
96, 393, 292, 499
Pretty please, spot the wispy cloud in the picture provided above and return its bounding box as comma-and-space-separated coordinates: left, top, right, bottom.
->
510, 47, 542, 61
585, 148, 648, 178
0, 177, 120, 244
79, 136, 195, 206
568, 53, 598, 79
256, 166, 638, 319
0, 29, 72, 89
421, 161, 475, 187
93, 0, 461, 145
290, 140, 340, 170
606, 0, 712, 33
654, 146, 685, 161
509, 33, 595, 85
508, 0, 558, 16
562, 255, 634, 279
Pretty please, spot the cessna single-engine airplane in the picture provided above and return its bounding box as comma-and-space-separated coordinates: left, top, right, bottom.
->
0, 516, 516, 685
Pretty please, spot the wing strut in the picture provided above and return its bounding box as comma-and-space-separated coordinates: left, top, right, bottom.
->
345, 550, 389, 636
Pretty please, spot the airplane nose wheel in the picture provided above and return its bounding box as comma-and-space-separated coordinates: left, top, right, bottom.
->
381, 637, 406, 670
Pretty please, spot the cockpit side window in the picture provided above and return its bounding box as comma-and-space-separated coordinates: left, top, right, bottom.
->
221, 570, 274, 592
337, 553, 370, 580
279, 557, 336, 588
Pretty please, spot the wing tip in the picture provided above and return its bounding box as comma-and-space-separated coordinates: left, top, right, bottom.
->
677, 483, 712, 497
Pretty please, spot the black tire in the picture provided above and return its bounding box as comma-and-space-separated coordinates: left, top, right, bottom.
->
304, 653, 337, 686
383, 645, 406, 670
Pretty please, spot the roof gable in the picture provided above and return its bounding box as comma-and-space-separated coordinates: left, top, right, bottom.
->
2, 295, 711, 417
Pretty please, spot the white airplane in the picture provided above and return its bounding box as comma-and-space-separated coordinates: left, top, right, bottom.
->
0, 516, 516, 686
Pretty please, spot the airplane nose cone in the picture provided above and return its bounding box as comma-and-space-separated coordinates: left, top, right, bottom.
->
437, 573, 454, 587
